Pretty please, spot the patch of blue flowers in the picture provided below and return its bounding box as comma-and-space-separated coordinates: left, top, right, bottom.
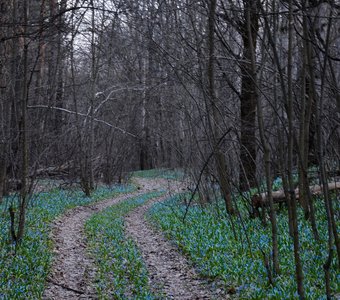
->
0, 184, 133, 299
148, 194, 339, 299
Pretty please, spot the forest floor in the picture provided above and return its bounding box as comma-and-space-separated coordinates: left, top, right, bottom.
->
43, 177, 225, 299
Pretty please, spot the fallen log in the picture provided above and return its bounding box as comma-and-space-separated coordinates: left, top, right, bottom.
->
252, 181, 340, 209
32, 164, 71, 178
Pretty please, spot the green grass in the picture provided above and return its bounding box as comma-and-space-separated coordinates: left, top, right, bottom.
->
0, 184, 134, 299
85, 192, 163, 299
148, 194, 339, 299
132, 168, 184, 180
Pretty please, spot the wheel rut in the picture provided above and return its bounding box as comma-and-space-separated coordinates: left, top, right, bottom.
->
43, 178, 224, 299
43, 192, 142, 299
125, 193, 226, 299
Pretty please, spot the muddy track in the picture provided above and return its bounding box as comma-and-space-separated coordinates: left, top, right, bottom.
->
125, 195, 227, 300
43, 192, 142, 299
125, 178, 229, 300
43, 178, 224, 299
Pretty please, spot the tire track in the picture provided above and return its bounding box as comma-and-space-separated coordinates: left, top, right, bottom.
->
125, 181, 226, 299
43, 191, 143, 299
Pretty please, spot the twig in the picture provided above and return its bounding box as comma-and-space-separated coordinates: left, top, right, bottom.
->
47, 278, 85, 294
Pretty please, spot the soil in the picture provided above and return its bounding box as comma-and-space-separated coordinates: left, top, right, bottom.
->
43, 177, 226, 299
42, 192, 142, 299
125, 193, 227, 299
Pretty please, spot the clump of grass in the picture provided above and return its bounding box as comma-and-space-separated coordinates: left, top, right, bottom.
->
0, 184, 133, 299
85, 192, 163, 299
148, 194, 339, 299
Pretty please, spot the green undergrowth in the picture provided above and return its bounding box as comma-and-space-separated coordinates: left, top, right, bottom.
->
85, 191, 163, 299
132, 168, 184, 180
0, 184, 134, 299
148, 194, 339, 299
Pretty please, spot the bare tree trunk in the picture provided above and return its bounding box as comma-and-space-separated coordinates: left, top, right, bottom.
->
140, 52, 150, 170
17, 0, 29, 244
207, 0, 233, 214
81, 1, 97, 195
239, 0, 260, 191
317, 8, 340, 287
0, 0, 10, 203
0, 151, 6, 203
287, 1, 305, 298
298, 18, 311, 215
88, 0, 96, 192
69, 6, 86, 190
140, 22, 154, 171
255, 12, 279, 276
298, 4, 319, 240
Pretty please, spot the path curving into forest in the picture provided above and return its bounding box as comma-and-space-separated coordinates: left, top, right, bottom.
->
42, 192, 142, 299
125, 193, 226, 299
43, 178, 225, 299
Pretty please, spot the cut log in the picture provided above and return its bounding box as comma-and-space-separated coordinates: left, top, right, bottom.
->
252, 181, 340, 209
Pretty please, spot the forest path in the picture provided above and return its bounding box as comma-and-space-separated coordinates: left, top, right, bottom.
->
125, 178, 227, 299
42, 191, 143, 299
43, 177, 224, 299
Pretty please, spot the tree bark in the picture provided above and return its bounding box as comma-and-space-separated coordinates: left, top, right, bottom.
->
207, 0, 233, 214
0, 0, 10, 203
298, 3, 319, 241
287, 2, 305, 297
316, 3, 340, 276
239, 0, 260, 191
255, 5, 279, 275
17, 0, 29, 244
252, 181, 340, 207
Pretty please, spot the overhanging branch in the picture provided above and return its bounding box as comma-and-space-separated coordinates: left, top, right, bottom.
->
27, 105, 138, 139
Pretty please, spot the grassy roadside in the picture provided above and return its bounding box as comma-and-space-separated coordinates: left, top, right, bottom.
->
0, 184, 134, 299
85, 191, 163, 300
148, 194, 339, 299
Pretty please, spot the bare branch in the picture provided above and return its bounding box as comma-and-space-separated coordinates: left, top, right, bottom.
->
27, 105, 138, 139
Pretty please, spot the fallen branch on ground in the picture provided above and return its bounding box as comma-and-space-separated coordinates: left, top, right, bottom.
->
46, 278, 84, 294
252, 181, 340, 209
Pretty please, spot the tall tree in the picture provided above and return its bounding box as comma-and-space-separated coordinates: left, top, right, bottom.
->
287, 1, 305, 297
16, 0, 29, 244
239, 0, 260, 190
0, 0, 11, 202
206, 0, 233, 214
